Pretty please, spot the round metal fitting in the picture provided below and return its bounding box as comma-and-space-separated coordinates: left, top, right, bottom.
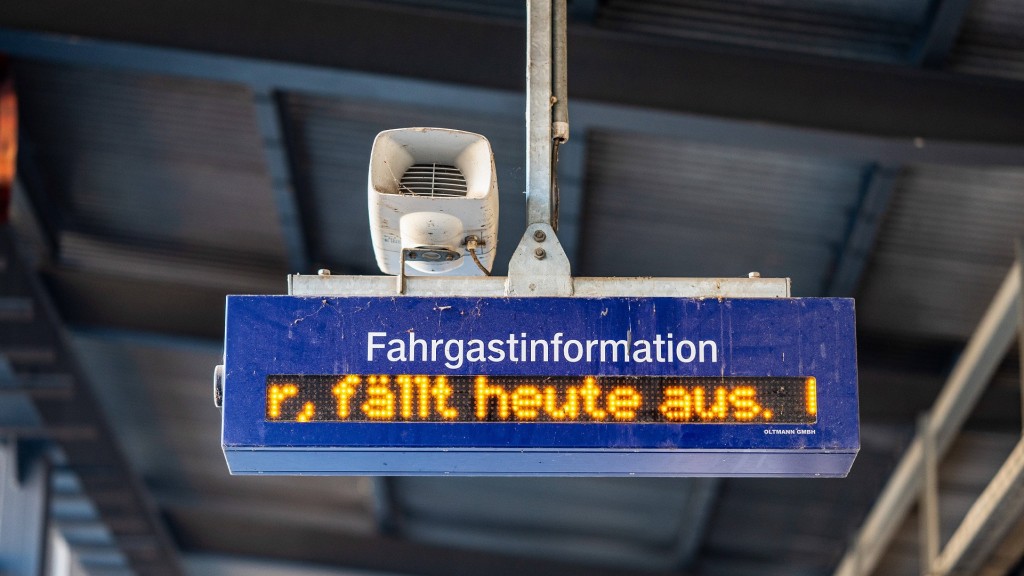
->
748, 271, 761, 278
404, 247, 461, 262
534, 248, 547, 259
533, 229, 547, 242
213, 365, 224, 408
317, 269, 331, 276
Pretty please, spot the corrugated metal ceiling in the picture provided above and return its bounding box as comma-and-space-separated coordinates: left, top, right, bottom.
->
13, 61, 287, 287
393, 476, 716, 570
951, 0, 1024, 80
579, 130, 863, 294
375, 0, 1024, 81
372, 0, 526, 19
595, 0, 931, 63
857, 163, 1024, 340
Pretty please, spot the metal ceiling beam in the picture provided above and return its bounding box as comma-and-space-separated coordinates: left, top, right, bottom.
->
938, 242, 1024, 576
251, 89, 310, 274
371, 476, 400, 535
668, 478, 719, 568
11, 133, 59, 258
933, 436, 1024, 575
834, 261, 1022, 576
912, 0, 974, 68
40, 266, 237, 341
3, 28, 1024, 169
1, 0, 1024, 144
824, 164, 901, 297
568, 103, 1024, 166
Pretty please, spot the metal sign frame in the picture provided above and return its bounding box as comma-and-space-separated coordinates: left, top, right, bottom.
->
221, 291, 858, 477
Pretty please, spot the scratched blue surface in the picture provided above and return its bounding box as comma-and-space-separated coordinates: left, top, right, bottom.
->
222, 297, 858, 455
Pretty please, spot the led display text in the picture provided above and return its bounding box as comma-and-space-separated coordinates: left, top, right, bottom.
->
265, 375, 817, 424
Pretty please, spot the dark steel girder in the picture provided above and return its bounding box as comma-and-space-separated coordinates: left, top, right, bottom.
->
912, 0, 975, 67
0, 229, 184, 576
1, 0, 1023, 144
824, 164, 901, 297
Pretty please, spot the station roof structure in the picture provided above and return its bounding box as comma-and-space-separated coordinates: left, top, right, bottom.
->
1, 1, 1023, 575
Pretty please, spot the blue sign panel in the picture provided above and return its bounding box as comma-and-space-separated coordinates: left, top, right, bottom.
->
221, 296, 858, 477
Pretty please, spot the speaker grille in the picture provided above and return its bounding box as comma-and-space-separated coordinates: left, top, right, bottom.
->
399, 164, 468, 197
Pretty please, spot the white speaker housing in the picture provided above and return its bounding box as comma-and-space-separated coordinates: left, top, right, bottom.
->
368, 128, 499, 275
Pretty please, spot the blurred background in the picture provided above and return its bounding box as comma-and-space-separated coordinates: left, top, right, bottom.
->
0, 1, 1023, 575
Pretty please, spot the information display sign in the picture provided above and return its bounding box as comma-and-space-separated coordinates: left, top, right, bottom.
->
221, 296, 858, 476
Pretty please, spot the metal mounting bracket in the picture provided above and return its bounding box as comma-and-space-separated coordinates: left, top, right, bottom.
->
505, 223, 572, 296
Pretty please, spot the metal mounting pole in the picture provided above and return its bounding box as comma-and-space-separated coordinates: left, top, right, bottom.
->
507, 0, 572, 296
524, 0, 555, 228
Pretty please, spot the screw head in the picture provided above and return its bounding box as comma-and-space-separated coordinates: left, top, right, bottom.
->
748, 271, 761, 278
534, 247, 547, 259
317, 269, 332, 277
533, 229, 547, 242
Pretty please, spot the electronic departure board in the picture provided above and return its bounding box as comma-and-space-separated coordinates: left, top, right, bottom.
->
220, 297, 859, 477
